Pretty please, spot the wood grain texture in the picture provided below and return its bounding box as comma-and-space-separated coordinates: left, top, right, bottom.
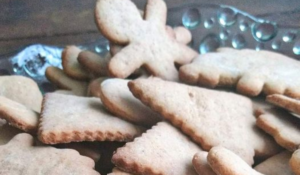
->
1, 0, 300, 54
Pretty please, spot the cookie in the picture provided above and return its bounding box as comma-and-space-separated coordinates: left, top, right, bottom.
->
0, 133, 99, 175
62, 45, 90, 80
77, 51, 110, 77
0, 120, 22, 145
256, 106, 300, 151
207, 146, 263, 175
0, 75, 42, 112
192, 152, 216, 175
95, 0, 197, 81
254, 151, 294, 175
173, 26, 192, 45
99, 78, 162, 127
180, 48, 300, 97
128, 77, 281, 164
45, 66, 88, 96
290, 148, 300, 175
108, 168, 133, 175
267, 94, 300, 115
112, 122, 201, 175
0, 96, 39, 133
57, 142, 101, 162
87, 77, 109, 98
38, 93, 144, 144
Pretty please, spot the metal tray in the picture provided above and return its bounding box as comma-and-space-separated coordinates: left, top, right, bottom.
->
1, 3, 300, 92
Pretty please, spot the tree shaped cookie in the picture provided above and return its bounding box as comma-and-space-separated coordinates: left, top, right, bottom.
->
95, 0, 197, 81
0, 133, 99, 175
180, 48, 300, 97
112, 122, 201, 175
38, 93, 144, 144
128, 78, 281, 164
256, 106, 300, 151
254, 151, 294, 175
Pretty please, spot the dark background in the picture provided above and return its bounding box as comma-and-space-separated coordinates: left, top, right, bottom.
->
1, 0, 300, 55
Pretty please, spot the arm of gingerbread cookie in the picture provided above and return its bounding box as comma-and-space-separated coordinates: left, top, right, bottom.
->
145, 56, 179, 81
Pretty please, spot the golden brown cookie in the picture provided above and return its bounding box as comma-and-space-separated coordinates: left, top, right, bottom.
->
267, 94, 300, 115
112, 122, 201, 175
95, 0, 197, 81
77, 51, 110, 77
0, 75, 42, 112
180, 48, 300, 97
128, 77, 281, 164
0, 96, 39, 133
99, 78, 161, 127
256, 106, 300, 151
38, 93, 144, 144
0, 133, 99, 175
173, 26, 192, 45
207, 146, 263, 175
45, 66, 88, 96
254, 151, 294, 175
62, 46, 90, 80
109, 26, 192, 56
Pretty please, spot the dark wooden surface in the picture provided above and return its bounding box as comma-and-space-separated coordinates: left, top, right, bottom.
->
1, 0, 300, 55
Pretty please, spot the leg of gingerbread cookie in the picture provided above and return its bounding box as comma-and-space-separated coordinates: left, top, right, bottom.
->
109, 45, 144, 78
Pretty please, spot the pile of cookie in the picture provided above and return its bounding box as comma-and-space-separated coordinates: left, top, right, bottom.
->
1, 0, 300, 174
